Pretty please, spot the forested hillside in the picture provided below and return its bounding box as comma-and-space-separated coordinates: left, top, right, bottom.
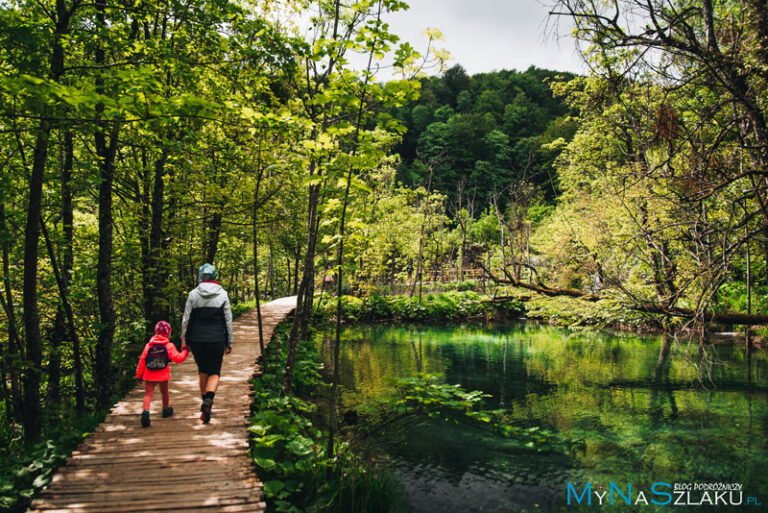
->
392, 65, 577, 211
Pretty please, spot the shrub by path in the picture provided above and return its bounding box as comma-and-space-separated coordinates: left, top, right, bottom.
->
27, 296, 297, 513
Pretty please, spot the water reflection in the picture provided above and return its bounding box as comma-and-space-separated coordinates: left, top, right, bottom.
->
316, 323, 768, 512
649, 338, 678, 425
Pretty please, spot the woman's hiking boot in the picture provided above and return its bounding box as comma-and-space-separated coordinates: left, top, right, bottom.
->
201, 397, 213, 424
141, 410, 150, 428
162, 407, 174, 418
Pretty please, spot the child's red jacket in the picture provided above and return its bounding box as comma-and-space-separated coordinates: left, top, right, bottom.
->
136, 335, 189, 382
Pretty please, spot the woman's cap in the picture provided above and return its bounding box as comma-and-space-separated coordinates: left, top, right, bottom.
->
155, 321, 172, 337
198, 263, 217, 283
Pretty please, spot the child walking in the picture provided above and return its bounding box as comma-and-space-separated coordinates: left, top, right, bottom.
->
136, 321, 189, 427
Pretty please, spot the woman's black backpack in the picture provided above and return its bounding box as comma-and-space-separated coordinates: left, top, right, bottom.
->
146, 344, 169, 370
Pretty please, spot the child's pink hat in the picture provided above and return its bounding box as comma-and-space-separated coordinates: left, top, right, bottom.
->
155, 321, 172, 337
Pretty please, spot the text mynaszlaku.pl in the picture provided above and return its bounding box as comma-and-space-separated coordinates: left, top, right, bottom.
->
566, 482, 762, 506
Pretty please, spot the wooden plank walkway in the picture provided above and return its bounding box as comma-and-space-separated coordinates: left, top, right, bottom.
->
29, 296, 297, 513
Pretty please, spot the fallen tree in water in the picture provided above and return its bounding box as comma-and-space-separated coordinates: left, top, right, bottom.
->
633, 303, 768, 326
476, 262, 768, 326
476, 263, 601, 301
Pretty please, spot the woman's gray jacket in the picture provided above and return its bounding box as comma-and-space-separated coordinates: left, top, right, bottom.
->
181, 282, 234, 347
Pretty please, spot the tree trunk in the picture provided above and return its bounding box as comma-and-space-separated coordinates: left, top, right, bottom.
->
139, 150, 151, 330
93, 0, 120, 410
94, 119, 119, 411
39, 223, 65, 403
763, 224, 768, 274
746, 212, 752, 350
460, 223, 467, 281
204, 209, 223, 264
47, 307, 65, 406
483, 262, 768, 326
284, 0, 347, 393
41, 219, 85, 413
293, 255, 299, 296
327, 23, 378, 458
268, 245, 274, 299
46, 131, 75, 407
0, 354, 11, 421
0, 202, 23, 424
22, 121, 50, 442
478, 262, 601, 300
411, 164, 434, 300
143, 152, 168, 331
635, 303, 768, 326
285, 256, 291, 294
253, 161, 267, 374
283, 177, 321, 392
327, 166, 355, 460
21, 0, 71, 440
21, 0, 73, 442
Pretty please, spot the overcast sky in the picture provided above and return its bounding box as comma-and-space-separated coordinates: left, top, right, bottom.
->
373, 0, 585, 78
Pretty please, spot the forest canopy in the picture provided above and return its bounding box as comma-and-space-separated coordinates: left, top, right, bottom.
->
392, 65, 577, 211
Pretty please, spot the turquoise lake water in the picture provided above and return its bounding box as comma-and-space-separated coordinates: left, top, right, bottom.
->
316, 323, 768, 513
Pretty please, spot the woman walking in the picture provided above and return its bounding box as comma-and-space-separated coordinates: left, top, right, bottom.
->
181, 263, 233, 423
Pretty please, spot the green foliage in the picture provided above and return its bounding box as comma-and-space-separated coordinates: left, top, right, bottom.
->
315, 291, 524, 323
394, 65, 577, 209
434, 279, 480, 292
716, 274, 768, 315
231, 299, 260, 320
527, 20, 768, 327
249, 325, 405, 513
471, 209, 501, 244
498, 288, 662, 331
0, 414, 99, 513
356, 374, 578, 454
319, 288, 663, 331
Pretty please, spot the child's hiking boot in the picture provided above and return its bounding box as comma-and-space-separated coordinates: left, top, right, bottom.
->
141, 410, 150, 428
162, 407, 174, 418
201, 397, 213, 424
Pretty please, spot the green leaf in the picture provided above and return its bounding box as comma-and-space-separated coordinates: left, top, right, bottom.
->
253, 457, 277, 471
263, 479, 285, 496
257, 434, 286, 447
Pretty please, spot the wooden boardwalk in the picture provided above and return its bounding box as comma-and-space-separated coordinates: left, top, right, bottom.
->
29, 296, 297, 513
